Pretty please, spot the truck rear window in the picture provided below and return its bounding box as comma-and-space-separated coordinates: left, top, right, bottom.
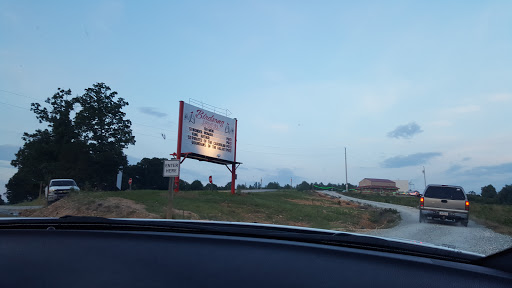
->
424, 187, 465, 200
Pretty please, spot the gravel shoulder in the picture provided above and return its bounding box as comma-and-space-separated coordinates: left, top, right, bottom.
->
320, 191, 512, 256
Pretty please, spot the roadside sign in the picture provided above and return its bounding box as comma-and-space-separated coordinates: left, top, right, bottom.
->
163, 159, 180, 177
209, 176, 212, 184
128, 178, 132, 185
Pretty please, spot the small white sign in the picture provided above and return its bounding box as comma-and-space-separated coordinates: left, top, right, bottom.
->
163, 160, 180, 177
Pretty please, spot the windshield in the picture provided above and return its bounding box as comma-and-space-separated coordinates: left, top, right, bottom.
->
51, 180, 77, 187
1, 1, 511, 258
424, 187, 466, 200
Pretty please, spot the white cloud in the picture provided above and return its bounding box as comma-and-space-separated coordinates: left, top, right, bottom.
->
428, 120, 453, 127
447, 104, 480, 114
489, 93, 512, 102
270, 123, 289, 133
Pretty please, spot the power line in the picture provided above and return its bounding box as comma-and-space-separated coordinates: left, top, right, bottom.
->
0, 101, 32, 111
0, 89, 46, 103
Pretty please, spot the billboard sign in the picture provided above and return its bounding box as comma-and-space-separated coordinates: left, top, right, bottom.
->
181, 102, 235, 162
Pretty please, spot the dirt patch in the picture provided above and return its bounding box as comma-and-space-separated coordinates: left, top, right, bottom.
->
21, 197, 162, 219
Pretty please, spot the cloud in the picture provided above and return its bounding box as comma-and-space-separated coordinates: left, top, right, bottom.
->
462, 157, 471, 162
270, 123, 289, 133
0, 145, 19, 161
381, 152, 442, 168
387, 122, 423, 139
448, 105, 480, 114
138, 107, 168, 118
489, 93, 512, 102
462, 162, 512, 177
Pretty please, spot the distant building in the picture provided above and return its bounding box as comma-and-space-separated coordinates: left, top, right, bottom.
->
357, 178, 399, 194
394, 180, 409, 192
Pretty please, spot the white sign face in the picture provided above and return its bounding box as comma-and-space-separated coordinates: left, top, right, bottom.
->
181, 103, 235, 162
163, 160, 180, 177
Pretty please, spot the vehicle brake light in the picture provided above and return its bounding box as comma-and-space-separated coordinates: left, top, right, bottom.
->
465, 201, 469, 211
420, 197, 424, 207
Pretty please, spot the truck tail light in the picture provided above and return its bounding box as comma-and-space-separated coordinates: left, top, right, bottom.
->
465, 201, 469, 211
420, 197, 424, 208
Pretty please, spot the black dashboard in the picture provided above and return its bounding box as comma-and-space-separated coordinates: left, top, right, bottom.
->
1, 227, 511, 288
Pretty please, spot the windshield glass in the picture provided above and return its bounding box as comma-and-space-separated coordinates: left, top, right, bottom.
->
425, 187, 466, 200
51, 180, 77, 187
1, 1, 511, 258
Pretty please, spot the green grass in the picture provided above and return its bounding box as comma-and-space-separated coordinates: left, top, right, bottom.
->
12, 196, 48, 206
344, 192, 420, 208
61, 189, 399, 231
470, 203, 512, 235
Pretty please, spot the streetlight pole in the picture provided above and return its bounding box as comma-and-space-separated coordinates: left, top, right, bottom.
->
345, 147, 348, 193
422, 166, 427, 188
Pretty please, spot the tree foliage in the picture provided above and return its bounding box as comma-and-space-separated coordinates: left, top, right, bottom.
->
481, 184, 497, 199
6, 83, 134, 203
498, 185, 512, 205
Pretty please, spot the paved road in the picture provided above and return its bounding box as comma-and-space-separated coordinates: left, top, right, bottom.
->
320, 191, 512, 256
0, 205, 44, 216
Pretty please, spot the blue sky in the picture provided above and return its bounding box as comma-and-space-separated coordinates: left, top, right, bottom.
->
1, 0, 512, 198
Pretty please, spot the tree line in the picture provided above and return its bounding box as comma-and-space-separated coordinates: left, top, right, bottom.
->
5, 83, 135, 204
467, 184, 512, 205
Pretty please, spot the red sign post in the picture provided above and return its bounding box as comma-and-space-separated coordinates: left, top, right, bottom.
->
128, 178, 132, 190
209, 176, 213, 184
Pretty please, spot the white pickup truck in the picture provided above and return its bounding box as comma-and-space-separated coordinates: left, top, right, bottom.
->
45, 179, 80, 203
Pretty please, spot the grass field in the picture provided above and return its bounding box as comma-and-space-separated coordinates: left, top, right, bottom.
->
344, 192, 420, 208
470, 203, 512, 235
12, 196, 47, 207
42, 189, 400, 231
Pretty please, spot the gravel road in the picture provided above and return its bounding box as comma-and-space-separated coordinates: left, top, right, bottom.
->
320, 191, 512, 256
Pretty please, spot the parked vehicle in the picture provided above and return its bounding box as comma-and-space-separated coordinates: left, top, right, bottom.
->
419, 185, 469, 226
45, 179, 80, 204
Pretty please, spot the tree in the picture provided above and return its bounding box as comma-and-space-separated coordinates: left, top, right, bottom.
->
204, 183, 218, 191
190, 180, 204, 191
283, 184, 292, 189
223, 182, 232, 190
296, 181, 311, 191
74, 83, 135, 190
122, 158, 168, 190
481, 185, 497, 199
498, 185, 512, 204
6, 83, 135, 203
266, 182, 281, 189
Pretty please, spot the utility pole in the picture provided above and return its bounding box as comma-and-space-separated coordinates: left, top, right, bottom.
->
290, 177, 292, 188
345, 147, 348, 193
422, 166, 427, 189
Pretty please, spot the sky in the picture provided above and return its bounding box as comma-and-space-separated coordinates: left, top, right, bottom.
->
1, 0, 512, 199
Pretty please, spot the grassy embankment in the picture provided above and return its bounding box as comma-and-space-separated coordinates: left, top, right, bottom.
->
344, 192, 512, 235
24, 189, 401, 231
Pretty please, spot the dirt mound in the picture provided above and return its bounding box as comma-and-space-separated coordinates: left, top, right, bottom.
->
22, 197, 160, 219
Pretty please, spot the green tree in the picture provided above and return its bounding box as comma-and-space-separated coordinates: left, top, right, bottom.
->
122, 158, 168, 190
498, 185, 512, 204
204, 183, 218, 191
266, 182, 281, 189
296, 181, 311, 191
74, 83, 135, 189
190, 180, 204, 191
481, 184, 497, 199
6, 83, 134, 203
